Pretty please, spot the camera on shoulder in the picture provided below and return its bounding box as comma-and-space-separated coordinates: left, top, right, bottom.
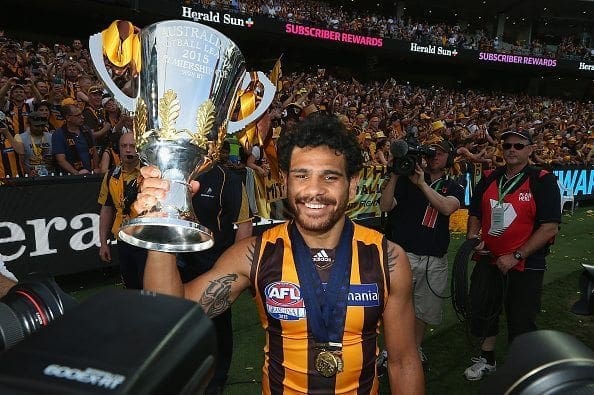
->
390, 136, 436, 176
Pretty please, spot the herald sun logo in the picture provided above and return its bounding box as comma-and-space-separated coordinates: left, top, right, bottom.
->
264, 281, 306, 320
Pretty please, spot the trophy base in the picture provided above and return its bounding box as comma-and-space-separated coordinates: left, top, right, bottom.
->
118, 217, 214, 253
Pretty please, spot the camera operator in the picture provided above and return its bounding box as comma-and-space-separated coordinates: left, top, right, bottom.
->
378, 139, 464, 369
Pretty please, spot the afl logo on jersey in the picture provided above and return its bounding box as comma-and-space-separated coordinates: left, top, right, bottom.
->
265, 281, 306, 321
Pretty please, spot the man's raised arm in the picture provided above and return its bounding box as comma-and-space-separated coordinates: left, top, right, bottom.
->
136, 165, 254, 317
143, 237, 255, 318
144, 251, 185, 297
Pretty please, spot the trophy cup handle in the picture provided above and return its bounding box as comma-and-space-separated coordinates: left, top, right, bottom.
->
227, 71, 276, 134
88, 32, 137, 113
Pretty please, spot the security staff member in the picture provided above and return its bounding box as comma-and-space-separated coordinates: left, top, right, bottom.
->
98, 132, 146, 289
463, 129, 560, 381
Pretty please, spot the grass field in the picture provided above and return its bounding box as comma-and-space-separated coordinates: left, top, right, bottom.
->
59, 204, 594, 395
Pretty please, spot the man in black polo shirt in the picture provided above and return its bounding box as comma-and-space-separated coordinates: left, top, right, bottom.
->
176, 152, 252, 395
379, 139, 464, 369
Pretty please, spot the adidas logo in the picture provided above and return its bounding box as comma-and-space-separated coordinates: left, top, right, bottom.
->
200, 186, 216, 199
312, 249, 332, 262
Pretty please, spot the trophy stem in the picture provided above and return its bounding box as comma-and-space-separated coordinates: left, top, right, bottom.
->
118, 138, 215, 252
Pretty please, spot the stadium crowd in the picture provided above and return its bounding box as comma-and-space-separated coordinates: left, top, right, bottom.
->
0, 32, 593, 179
195, 0, 593, 61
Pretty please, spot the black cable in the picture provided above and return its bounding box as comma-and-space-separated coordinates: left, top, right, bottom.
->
450, 238, 481, 321
451, 238, 510, 350
424, 255, 451, 299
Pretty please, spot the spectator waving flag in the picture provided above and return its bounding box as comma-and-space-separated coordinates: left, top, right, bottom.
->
269, 55, 283, 91
236, 89, 259, 149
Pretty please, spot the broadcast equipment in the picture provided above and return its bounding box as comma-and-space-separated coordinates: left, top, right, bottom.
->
0, 286, 216, 394
0, 274, 77, 350
571, 263, 594, 315
389, 138, 436, 176
481, 330, 594, 395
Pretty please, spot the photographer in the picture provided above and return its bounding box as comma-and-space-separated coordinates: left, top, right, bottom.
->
378, 139, 464, 369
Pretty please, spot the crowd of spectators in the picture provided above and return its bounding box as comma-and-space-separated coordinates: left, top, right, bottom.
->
266, 71, 593, 172
195, 0, 593, 61
0, 31, 592, 180
0, 32, 133, 177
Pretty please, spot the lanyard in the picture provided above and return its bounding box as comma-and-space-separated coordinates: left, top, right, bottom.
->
289, 219, 353, 344
497, 172, 523, 205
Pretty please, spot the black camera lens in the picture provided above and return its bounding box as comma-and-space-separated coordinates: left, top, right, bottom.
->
393, 155, 417, 176
0, 275, 76, 350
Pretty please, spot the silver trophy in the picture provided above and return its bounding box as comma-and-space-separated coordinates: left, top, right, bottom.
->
89, 20, 275, 252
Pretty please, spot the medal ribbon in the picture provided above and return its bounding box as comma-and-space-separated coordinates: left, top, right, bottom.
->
497, 172, 524, 205
289, 218, 354, 345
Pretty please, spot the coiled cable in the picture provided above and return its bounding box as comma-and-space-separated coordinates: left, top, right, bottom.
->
451, 238, 481, 321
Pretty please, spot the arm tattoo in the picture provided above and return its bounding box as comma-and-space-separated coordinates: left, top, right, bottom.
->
387, 245, 399, 273
245, 240, 256, 267
199, 274, 238, 318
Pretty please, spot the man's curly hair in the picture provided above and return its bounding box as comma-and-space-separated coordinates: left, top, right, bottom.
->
277, 113, 363, 179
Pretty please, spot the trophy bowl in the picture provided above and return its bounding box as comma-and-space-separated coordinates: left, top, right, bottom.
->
89, 19, 275, 252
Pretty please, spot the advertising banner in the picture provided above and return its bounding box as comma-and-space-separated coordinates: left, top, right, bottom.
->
170, 3, 591, 76
1, 165, 591, 276
347, 165, 389, 220
554, 167, 594, 198
0, 175, 106, 278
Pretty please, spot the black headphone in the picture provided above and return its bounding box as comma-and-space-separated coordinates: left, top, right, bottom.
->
442, 140, 455, 168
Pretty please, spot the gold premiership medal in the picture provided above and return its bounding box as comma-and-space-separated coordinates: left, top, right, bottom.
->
315, 350, 344, 377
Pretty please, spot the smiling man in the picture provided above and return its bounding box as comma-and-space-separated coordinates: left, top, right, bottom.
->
140, 113, 424, 394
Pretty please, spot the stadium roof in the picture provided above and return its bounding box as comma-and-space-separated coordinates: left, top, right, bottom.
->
342, 0, 594, 25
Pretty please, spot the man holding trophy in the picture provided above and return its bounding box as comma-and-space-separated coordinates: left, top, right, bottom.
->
91, 19, 422, 394
138, 113, 423, 394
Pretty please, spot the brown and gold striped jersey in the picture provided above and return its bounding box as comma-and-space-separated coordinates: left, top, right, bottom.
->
251, 221, 390, 395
